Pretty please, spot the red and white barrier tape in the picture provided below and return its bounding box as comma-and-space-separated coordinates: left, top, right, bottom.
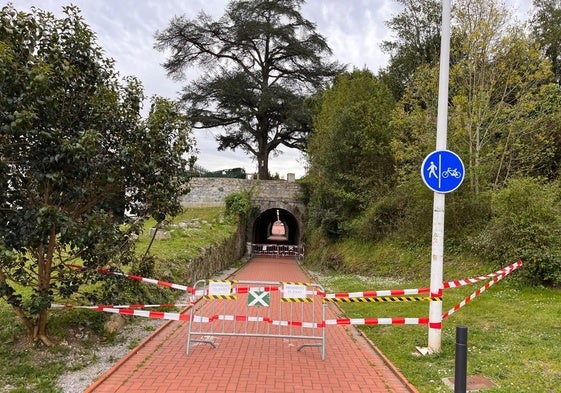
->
93, 261, 521, 301
442, 261, 521, 320
442, 260, 522, 289
61, 261, 522, 328
193, 314, 321, 329
223, 286, 319, 296
97, 269, 195, 293
96, 271, 312, 297
51, 303, 190, 310
442, 274, 506, 320
195, 315, 429, 327
234, 285, 280, 294
100, 307, 192, 321
323, 317, 429, 326
78, 304, 430, 327
54, 300, 430, 327
324, 287, 430, 300
84, 307, 322, 328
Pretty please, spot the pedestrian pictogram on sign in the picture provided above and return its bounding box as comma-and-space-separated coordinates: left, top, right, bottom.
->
421, 150, 465, 193
248, 290, 270, 307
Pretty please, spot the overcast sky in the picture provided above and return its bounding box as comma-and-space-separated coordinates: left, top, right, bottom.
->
8, 0, 533, 179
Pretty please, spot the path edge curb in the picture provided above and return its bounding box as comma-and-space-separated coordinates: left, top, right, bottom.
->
303, 264, 420, 393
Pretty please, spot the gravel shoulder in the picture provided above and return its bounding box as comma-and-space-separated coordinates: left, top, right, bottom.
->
56, 316, 166, 393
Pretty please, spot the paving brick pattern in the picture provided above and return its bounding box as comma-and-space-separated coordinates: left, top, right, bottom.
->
86, 256, 418, 393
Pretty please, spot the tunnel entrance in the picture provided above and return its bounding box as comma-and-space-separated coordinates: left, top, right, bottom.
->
252, 208, 300, 245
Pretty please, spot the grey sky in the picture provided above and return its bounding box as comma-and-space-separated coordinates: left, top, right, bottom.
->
8, 0, 533, 179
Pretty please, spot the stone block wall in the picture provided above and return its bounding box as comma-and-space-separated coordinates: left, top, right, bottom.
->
184, 221, 247, 283
180, 177, 301, 207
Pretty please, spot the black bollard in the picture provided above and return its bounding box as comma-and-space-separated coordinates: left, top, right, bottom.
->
455, 326, 468, 393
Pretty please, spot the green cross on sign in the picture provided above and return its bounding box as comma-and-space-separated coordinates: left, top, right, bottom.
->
248, 290, 270, 307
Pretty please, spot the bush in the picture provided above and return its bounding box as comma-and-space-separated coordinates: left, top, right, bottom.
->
351, 193, 407, 241
445, 189, 492, 240
224, 190, 256, 223
377, 179, 433, 243
474, 178, 561, 285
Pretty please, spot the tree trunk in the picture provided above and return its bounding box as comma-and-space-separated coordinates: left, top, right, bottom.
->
31, 227, 57, 346
257, 151, 269, 180
34, 310, 53, 346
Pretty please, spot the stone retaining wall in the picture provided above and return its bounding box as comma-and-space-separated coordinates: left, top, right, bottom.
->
181, 177, 301, 207
184, 221, 247, 283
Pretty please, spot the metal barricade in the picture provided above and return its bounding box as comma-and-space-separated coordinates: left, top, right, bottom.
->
250, 243, 304, 259
186, 279, 326, 359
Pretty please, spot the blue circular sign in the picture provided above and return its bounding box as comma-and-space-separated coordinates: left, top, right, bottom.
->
421, 150, 465, 193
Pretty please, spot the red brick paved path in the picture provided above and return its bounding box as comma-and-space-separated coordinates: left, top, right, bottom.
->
86, 256, 418, 393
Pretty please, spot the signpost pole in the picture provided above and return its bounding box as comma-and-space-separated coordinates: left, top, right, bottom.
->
428, 0, 452, 353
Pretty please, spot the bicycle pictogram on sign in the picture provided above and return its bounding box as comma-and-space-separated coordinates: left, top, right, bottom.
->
421, 150, 465, 193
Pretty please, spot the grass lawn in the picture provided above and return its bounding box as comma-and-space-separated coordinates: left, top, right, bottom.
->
135, 206, 237, 261
318, 272, 561, 392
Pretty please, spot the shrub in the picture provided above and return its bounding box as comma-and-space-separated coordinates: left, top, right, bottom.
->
224, 190, 255, 223
474, 178, 561, 285
351, 193, 407, 241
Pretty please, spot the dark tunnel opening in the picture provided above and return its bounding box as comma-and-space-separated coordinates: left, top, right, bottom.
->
252, 208, 300, 244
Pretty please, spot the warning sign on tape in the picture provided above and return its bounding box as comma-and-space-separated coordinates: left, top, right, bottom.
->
204, 280, 237, 299
208, 280, 233, 295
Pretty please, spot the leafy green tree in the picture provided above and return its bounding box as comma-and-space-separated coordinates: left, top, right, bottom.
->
380, 0, 442, 100
154, 0, 343, 179
306, 70, 395, 237
450, 0, 552, 193
388, 0, 558, 245
0, 5, 195, 345
531, 0, 561, 84
391, 1, 553, 191
390, 64, 440, 181
494, 83, 561, 182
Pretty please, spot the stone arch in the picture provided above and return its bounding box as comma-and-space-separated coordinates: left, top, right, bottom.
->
250, 206, 302, 245
179, 178, 306, 245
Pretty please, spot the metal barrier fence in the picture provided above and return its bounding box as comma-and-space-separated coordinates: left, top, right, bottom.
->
186, 279, 326, 359
250, 243, 305, 259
